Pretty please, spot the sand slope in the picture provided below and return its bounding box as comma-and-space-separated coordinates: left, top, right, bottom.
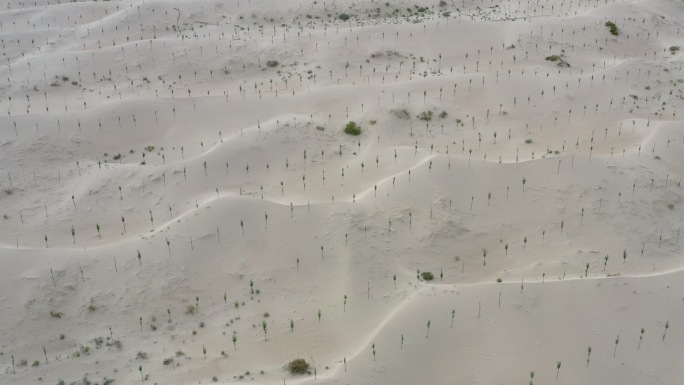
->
1, 0, 683, 384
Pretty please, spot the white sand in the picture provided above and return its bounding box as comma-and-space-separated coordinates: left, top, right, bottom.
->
1, 0, 683, 384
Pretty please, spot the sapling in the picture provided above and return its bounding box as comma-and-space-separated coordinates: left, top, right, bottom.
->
262, 320, 268, 341
614, 334, 620, 357
71, 226, 75, 244
663, 321, 669, 341
318, 309, 321, 322
638, 328, 645, 349
451, 310, 455, 327
232, 332, 237, 350
343, 295, 347, 312
623, 249, 627, 264
195, 296, 199, 314
139, 365, 143, 381
586, 346, 591, 367
556, 361, 561, 380
393, 274, 396, 289
482, 248, 487, 266
96, 223, 101, 239
121, 216, 126, 233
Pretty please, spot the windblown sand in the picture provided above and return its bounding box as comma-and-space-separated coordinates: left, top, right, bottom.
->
1, 0, 683, 384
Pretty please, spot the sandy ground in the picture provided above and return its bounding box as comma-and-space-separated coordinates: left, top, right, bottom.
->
1, 0, 683, 384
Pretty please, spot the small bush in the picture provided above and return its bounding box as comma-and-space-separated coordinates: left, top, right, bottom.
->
420, 271, 434, 281
288, 358, 310, 374
136, 351, 148, 360
417, 110, 433, 121
49, 310, 63, 318
344, 121, 361, 135
670, 46, 680, 54
266, 60, 279, 68
545, 55, 561, 62
163, 358, 174, 366
390, 108, 411, 120
186, 305, 196, 315
439, 111, 448, 118
339, 13, 350, 21
525, 139, 533, 144
605, 21, 618, 36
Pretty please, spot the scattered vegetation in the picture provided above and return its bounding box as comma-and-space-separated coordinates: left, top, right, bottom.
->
390, 108, 411, 120
338, 13, 350, 21
417, 110, 433, 121
420, 271, 434, 281
266, 60, 279, 68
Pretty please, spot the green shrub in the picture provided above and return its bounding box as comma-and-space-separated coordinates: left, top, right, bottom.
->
344, 121, 361, 135
545, 55, 561, 62
605, 21, 618, 36
266, 60, 279, 68
420, 271, 434, 281
288, 358, 310, 374
339, 13, 350, 21
670, 46, 680, 54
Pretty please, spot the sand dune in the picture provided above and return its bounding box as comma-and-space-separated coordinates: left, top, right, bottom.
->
1, 0, 683, 384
